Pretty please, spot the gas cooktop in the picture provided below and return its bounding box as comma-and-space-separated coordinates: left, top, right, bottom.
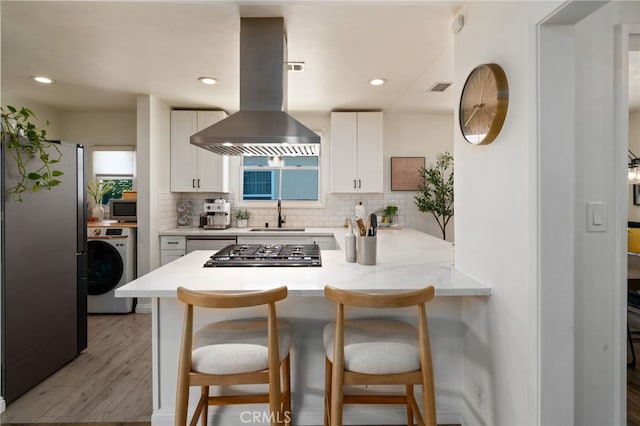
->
204, 244, 322, 267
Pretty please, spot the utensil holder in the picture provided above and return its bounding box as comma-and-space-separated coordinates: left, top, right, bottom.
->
357, 236, 377, 265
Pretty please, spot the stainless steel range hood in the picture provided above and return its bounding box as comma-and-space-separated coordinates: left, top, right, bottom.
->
191, 18, 320, 156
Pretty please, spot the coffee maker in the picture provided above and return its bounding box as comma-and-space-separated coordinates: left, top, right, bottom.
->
203, 198, 231, 229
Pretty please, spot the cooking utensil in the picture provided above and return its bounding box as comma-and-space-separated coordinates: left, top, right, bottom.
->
356, 218, 367, 236
370, 213, 377, 236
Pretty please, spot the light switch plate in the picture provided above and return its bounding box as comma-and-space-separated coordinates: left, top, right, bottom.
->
586, 201, 607, 232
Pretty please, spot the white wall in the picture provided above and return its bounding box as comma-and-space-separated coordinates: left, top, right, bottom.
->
136, 95, 170, 277
573, 4, 640, 425
454, 2, 562, 425
2, 94, 63, 139
383, 113, 454, 239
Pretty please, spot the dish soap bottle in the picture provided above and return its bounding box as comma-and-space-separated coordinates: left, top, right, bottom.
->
345, 221, 357, 263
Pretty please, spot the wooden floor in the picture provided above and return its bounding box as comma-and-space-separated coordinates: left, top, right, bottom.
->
0, 313, 152, 424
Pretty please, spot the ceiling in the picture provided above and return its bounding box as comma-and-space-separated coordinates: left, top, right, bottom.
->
1, 1, 463, 115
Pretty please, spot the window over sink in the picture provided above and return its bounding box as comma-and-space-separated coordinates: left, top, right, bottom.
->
241, 155, 319, 201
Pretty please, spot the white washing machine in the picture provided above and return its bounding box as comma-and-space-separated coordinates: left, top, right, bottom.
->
87, 227, 136, 313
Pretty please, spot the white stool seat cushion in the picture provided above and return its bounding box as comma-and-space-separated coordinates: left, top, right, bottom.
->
323, 319, 420, 374
192, 318, 292, 375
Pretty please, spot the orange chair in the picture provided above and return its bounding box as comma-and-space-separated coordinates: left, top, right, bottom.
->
175, 286, 292, 426
323, 285, 437, 426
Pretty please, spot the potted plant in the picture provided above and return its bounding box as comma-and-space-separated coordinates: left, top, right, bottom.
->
235, 209, 252, 228
414, 152, 454, 240
383, 205, 398, 226
0, 105, 63, 202
87, 179, 113, 221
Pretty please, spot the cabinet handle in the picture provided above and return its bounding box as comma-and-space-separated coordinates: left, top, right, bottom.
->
192, 179, 196, 188
353, 179, 357, 189
197, 179, 201, 188
168, 241, 179, 245
358, 179, 362, 189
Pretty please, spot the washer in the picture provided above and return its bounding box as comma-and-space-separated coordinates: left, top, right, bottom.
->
87, 227, 136, 313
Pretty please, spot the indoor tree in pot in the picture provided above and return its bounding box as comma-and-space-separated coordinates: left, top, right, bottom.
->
0, 105, 63, 202
414, 152, 454, 240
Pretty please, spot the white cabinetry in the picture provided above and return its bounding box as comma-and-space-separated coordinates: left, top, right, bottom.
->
171, 110, 228, 192
236, 235, 313, 245
311, 236, 337, 250
330, 112, 383, 193
160, 236, 186, 266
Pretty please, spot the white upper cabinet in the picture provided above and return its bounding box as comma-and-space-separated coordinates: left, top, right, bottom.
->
330, 112, 383, 193
171, 110, 229, 192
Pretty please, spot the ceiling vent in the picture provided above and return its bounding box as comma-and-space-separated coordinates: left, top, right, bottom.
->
428, 82, 453, 92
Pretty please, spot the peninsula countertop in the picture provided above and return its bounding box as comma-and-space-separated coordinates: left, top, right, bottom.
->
117, 227, 490, 298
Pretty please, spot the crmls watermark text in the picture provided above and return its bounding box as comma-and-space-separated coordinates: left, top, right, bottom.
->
240, 410, 292, 424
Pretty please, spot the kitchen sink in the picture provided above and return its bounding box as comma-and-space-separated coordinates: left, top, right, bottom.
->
250, 227, 306, 232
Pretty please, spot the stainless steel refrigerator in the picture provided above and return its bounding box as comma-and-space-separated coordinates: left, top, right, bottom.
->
1, 140, 87, 404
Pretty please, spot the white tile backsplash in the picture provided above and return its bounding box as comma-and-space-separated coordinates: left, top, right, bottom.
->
158, 192, 408, 230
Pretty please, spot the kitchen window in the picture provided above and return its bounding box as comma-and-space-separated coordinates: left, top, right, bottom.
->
92, 147, 136, 204
241, 156, 319, 201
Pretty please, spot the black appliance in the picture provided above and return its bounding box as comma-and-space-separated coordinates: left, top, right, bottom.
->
205, 244, 322, 267
1, 141, 87, 404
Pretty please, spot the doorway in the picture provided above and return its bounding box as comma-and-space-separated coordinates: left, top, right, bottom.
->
627, 32, 640, 425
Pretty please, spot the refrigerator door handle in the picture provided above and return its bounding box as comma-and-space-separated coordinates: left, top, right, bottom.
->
77, 145, 88, 253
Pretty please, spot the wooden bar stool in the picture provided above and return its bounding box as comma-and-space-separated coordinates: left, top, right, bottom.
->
323, 285, 436, 426
175, 286, 292, 426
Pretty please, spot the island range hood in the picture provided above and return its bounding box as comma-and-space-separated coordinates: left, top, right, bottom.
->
191, 18, 320, 156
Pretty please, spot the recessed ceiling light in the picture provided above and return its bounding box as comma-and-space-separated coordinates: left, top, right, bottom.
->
222, 142, 234, 147
33, 76, 53, 84
198, 77, 218, 85
370, 78, 387, 86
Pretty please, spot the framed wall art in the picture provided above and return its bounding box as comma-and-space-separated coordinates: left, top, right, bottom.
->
391, 157, 425, 191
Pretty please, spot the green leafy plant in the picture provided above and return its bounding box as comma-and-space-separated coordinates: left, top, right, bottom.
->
87, 179, 113, 205
414, 152, 454, 240
235, 209, 252, 220
103, 179, 133, 203
0, 105, 63, 201
384, 205, 398, 218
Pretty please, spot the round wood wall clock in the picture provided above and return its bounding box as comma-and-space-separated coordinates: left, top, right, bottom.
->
458, 63, 509, 145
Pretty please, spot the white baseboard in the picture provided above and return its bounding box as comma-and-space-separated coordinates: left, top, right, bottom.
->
135, 302, 152, 314
0, 396, 5, 413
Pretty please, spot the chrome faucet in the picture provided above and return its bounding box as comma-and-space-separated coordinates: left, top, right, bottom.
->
277, 198, 286, 228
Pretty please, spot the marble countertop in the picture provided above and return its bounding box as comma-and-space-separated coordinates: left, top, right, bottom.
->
118, 227, 490, 298
159, 226, 336, 236
87, 219, 137, 228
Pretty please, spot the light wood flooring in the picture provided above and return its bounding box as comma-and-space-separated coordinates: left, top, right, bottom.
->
0, 313, 152, 424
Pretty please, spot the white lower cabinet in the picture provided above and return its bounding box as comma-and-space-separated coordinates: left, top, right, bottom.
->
160, 234, 336, 266
160, 236, 186, 266
311, 236, 337, 250
237, 235, 313, 245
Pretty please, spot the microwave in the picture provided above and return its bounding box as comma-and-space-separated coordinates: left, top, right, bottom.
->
109, 198, 137, 222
